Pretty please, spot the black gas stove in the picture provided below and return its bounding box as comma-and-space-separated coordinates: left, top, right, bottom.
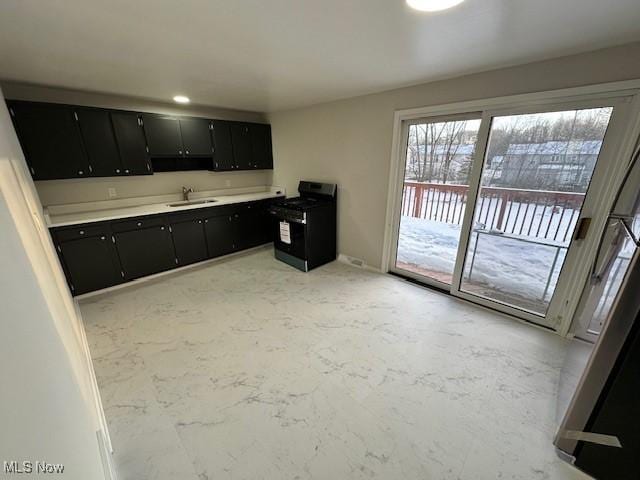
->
269, 181, 337, 271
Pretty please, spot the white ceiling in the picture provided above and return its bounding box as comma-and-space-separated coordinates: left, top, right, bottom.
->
1, 0, 640, 112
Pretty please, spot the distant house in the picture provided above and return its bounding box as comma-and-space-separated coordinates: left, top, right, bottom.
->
488, 140, 603, 191
407, 143, 476, 183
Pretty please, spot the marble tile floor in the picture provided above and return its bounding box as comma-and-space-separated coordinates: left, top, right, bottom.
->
80, 248, 592, 480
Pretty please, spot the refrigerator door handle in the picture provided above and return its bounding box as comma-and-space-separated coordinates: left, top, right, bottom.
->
591, 218, 623, 283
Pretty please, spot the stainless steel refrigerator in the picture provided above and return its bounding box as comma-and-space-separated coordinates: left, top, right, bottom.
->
554, 145, 640, 479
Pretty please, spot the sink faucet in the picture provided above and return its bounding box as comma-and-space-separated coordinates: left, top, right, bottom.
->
182, 186, 194, 201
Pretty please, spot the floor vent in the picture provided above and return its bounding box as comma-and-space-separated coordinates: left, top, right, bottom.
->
340, 254, 365, 268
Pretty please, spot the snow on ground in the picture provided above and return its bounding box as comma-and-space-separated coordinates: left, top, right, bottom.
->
396, 216, 567, 312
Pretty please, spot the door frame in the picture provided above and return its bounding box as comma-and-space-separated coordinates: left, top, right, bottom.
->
382, 80, 640, 334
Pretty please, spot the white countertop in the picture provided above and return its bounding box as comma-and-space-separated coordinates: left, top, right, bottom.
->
47, 190, 285, 228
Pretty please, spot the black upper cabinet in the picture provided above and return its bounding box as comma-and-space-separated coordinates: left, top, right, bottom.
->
111, 112, 152, 175
142, 115, 183, 157
76, 109, 123, 177
170, 218, 208, 266
230, 123, 253, 170
250, 123, 273, 169
179, 118, 213, 157
211, 121, 235, 171
9, 101, 89, 180
7, 100, 273, 180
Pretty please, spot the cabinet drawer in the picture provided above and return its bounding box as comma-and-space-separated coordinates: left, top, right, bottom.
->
202, 204, 237, 218
111, 215, 167, 232
168, 209, 207, 224
52, 223, 110, 242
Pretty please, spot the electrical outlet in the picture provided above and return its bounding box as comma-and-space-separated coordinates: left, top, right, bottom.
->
108, 187, 117, 198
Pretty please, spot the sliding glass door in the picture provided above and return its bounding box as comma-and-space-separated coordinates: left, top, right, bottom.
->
459, 107, 613, 316
389, 94, 636, 328
394, 115, 481, 285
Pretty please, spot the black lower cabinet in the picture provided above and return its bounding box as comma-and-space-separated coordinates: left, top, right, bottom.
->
204, 214, 235, 257
234, 210, 264, 250
51, 198, 281, 295
115, 225, 177, 280
56, 234, 122, 295
171, 219, 208, 266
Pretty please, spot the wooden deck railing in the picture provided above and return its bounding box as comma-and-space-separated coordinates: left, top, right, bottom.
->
402, 181, 585, 243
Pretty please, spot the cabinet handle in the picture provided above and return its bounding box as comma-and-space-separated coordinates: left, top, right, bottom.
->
178, 150, 183, 155
115, 168, 121, 173
185, 150, 189, 155
79, 230, 85, 235
100, 236, 106, 241
137, 222, 142, 227
125, 169, 130, 173
198, 220, 202, 224
78, 170, 84, 175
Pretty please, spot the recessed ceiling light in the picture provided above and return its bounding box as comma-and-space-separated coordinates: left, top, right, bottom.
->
173, 95, 190, 104
406, 0, 464, 12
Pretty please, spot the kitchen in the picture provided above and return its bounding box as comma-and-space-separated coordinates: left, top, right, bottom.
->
1, 1, 640, 480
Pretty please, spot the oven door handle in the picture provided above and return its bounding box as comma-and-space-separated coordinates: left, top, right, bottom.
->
269, 211, 307, 224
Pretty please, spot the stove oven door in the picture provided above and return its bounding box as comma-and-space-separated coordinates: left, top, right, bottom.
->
273, 216, 307, 264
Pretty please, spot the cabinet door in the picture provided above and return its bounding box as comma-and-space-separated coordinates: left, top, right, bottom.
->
250, 123, 273, 169
204, 215, 235, 258
142, 114, 183, 156
170, 219, 208, 266
179, 119, 213, 157
9, 101, 89, 180
211, 121, 235, 171
111, 112, 152, 175
115, 225, 176, 280
76, 108, 123, 177
234, 207, 270, 250
230, 123, 253, 170
58, 235, 122, 295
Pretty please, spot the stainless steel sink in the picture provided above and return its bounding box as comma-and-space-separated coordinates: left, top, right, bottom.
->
166, 199, 217, 207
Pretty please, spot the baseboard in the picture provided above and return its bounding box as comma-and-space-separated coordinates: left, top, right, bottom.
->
97, 429, 118, 480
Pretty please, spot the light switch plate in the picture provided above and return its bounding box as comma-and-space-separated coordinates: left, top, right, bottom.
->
108, 187, 117, 198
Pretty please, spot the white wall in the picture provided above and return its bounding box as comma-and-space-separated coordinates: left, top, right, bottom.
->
1, 82, 271, 206
269, 42, 640, 269
0, 87, 107, 479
